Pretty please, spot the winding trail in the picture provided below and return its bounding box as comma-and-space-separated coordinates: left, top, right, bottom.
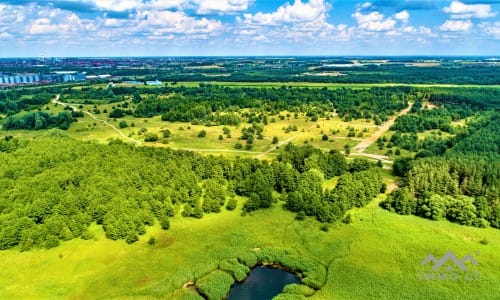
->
52, 95, 142, 145
256, 123, 317, 159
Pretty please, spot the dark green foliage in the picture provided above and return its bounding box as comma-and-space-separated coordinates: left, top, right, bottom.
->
380, 188, 416, 215
197, 130, 206, 138
118, 121, 128, 128
392, 157, 413, 177
225, 197, 237, 211
159, 215, 170, 230
3, 111, 75, 130
96, 85, 412, 124
0, 90, 53, 115
144, 133, 159, 142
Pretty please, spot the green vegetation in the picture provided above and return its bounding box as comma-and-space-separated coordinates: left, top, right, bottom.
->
1, 68, 499, 300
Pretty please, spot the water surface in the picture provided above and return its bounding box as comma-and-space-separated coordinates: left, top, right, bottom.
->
227, 266, 300, 300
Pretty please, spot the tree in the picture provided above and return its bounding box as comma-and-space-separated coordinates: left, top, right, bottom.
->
119, 121, 128, 128
272, 136, 279, 144
197, 130, 207, 138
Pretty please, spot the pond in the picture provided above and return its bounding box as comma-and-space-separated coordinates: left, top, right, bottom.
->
227, 266, 300, 300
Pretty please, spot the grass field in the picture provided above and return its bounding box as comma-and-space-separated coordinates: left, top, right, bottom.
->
2, 101, 372, 159
0, 194, 498, 299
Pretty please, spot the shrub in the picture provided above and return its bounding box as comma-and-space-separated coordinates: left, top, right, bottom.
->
144, 133, 159, 142
197, 130, 207, 138
225, 197, 237, 211
118, 121, 128, 128
196, 270, 234, 300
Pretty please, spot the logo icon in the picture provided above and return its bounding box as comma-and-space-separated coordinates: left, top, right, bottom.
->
419, 251, 480, 281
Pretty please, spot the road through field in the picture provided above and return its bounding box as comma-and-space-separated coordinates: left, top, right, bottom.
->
52, 95, 142, 145
352, 103, 414, 157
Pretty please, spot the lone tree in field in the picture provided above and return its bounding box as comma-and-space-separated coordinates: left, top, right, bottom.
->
197, 130, 207, 138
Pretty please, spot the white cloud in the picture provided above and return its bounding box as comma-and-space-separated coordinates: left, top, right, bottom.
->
195, 0, 254, 15
443, 1, 497, 19
479, 21, 500, 39
352, 11, 396, 31
242, 0, 330, 26
440, 19, 473, 31
135, 10, 223, 35
86, 0, 253, 14
394, 10, 409, 23
90, 0, 143, 12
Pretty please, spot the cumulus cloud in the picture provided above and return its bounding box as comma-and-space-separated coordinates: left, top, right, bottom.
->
195, 0, 254, 15
440, 19, 473, 31
352, 11, 396, 31
443, 1, 497, 19
241, 0, 330, 26
135, 10, 223, 35
394, 10, 410, 23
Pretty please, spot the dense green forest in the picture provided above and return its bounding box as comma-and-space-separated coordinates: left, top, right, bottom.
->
60, 84, 411, 124
381, 90, 500, 228
0, 135, 382, 251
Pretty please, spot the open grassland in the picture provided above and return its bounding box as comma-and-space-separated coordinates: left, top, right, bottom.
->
4, 100, 374, 159
0, 195, 498, 299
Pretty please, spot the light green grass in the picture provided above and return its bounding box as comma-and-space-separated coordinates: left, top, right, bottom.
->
0, 195, 498, 299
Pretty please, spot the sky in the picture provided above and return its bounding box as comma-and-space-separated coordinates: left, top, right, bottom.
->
0, 0, 498, 57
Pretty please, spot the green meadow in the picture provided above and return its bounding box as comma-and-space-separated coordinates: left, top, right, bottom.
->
0, 194, 498, 299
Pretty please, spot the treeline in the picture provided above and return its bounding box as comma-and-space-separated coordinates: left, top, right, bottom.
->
0, 90, 53, 115
0, 137, 382, 250
152, 65, 500, 85
64, 84, 411, 124
3, 111, 78, 130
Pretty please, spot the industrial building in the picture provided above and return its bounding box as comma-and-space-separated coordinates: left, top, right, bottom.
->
0, 71, 86, 86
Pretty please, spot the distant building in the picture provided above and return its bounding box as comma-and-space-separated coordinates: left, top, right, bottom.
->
146, 80, 162, 86
0, 71, 86, 86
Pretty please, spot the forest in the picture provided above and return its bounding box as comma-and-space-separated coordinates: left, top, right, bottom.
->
0, 136, 382, 251
59, 84, 411, 124
1, 81, 499, 254
381, 89, 500, 228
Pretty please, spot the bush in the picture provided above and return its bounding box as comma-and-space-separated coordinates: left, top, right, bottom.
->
197, 130, 207, 138
148, 236, 156, 245
119, 121, 128, 128
144, 133, 159, 142
225, 197, 237, 211
380, 187, 416, 215
196, 270, 234, 300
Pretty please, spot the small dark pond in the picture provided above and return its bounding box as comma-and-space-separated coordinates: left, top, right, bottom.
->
227, 266, 300, 300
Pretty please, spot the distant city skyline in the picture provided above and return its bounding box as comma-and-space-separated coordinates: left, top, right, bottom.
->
0, 0, 498, 57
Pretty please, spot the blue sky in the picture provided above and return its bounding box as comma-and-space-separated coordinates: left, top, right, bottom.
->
0, 0, 498, 57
